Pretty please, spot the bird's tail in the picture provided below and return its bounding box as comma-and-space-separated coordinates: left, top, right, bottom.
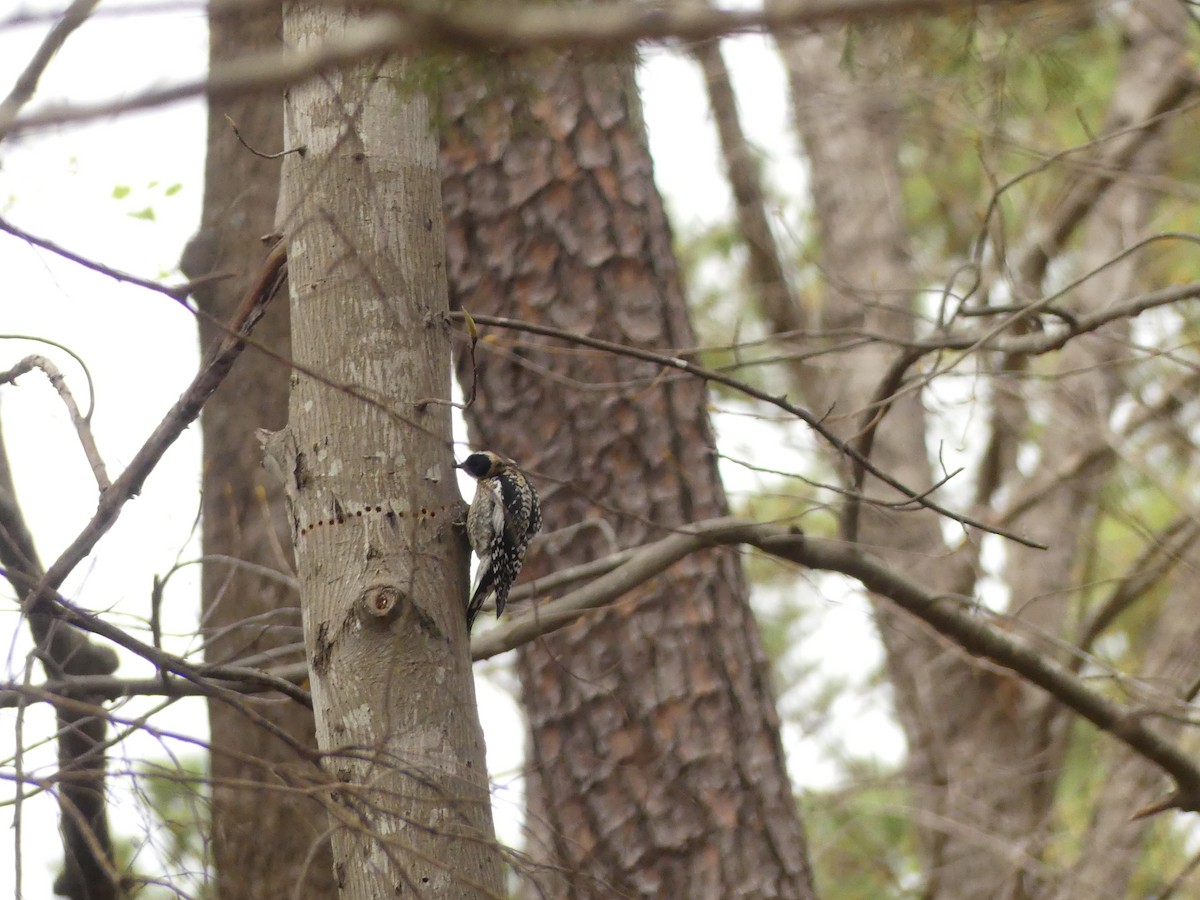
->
466, 562, 495, 633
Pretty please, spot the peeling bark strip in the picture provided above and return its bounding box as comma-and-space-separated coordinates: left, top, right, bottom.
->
441, 52, 816, 898
277, 4, 502, 896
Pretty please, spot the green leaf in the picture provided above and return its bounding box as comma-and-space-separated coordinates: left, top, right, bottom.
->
111, 185, 131, 199
165, 183, 183, 197
128, 206, 156, 221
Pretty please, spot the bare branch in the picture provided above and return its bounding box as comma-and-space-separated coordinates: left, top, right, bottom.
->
0, 663, 311, 707
20, 240, 286, 622
836, 268, 1200, 525
3, 563, 312, 708
0, 214, 203, 302
0, 0, 100, 142
0, 415, 119, 899
7, 508, 1200, 818
0, 355, 110, 491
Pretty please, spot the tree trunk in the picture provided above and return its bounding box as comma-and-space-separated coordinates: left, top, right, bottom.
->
187, 4, 336, 896
275, 6, 502, 897
441, 52, 816, 899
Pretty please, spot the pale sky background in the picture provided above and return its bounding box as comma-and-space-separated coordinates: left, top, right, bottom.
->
0, 2, 893, 896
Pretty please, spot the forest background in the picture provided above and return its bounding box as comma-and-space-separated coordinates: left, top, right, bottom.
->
3, 1, 1200, 898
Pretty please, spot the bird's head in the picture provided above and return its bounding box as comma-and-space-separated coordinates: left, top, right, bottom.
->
457, 451, 509, 480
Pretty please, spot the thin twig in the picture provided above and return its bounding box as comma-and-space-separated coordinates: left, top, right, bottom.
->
0, 214, 218, 302
0, 334, 97, 419
225, 113, 305, 159
454, 310, 1046, 549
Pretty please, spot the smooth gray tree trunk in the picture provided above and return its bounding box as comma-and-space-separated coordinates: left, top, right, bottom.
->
274, 6, 503, 897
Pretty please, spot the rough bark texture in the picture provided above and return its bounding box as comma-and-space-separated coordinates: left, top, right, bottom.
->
276, 6, 502, 897
441, 53, 815, 899
773, 2, 1189, 896
187, 4, 336, 896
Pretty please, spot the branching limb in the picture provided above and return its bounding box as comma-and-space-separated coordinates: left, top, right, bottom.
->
0, 415, 118, 899
1, 355, 110, 491
3, 0, 1047, 137
20, 240, 286, 622
471, 516, 1200, 815
7, 510, 1200, 816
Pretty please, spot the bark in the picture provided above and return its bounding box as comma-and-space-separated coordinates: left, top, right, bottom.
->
275, 5, 501, 897
441, 53, 815, 899
187, 4, 335, 896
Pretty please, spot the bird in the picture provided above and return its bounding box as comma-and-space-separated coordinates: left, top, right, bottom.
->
457, 451, 541, 632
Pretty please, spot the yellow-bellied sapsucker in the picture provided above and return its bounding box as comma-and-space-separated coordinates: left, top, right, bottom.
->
458, 451, 541, 632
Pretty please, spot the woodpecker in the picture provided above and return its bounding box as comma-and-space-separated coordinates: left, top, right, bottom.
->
458, 451, 541, 632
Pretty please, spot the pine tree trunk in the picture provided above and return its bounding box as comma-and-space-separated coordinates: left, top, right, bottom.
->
274, 5, 503, 897
441, 53, 816, 899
